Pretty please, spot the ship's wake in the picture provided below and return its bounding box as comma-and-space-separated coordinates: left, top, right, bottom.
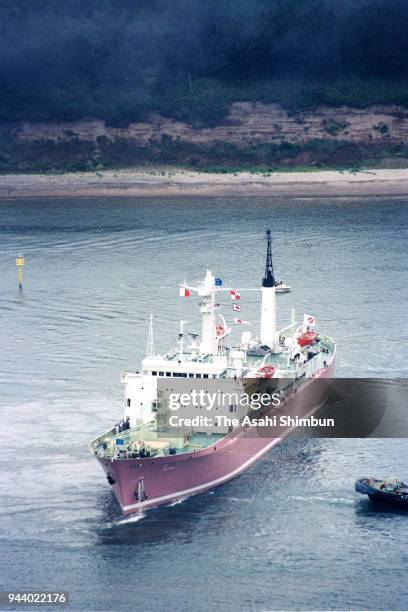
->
108, 511, 146, 527
168, 497, 188, 507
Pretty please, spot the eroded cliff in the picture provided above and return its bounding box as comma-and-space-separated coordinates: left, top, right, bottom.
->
2, 102, 408, 171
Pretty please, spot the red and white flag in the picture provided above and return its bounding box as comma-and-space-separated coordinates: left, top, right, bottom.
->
179, 287, 190, 297
232, 303, 241, 312
234, 318, 250, 325
230, 290, 241, 301
303, 313, 316, 327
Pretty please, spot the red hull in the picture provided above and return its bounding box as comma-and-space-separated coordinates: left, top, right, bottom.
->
97, 364, 334, 514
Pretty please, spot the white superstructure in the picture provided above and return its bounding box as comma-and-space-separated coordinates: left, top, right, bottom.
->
260, 284, 277, 350
120, 230, 334, 427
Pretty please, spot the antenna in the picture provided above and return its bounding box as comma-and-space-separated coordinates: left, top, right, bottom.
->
146, 314, 155, 358
260, 229, 278, 350
178, 320, 187, 360
262, 228, 275, 288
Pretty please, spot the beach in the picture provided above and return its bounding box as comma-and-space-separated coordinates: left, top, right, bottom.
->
1, 167, 408, 199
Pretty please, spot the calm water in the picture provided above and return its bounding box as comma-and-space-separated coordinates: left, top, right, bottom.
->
0, 197, 407, 611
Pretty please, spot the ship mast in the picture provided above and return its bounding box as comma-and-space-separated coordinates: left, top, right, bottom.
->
180, 270, 229, 357
260, 229, 278, 351
263, 228, 275, 287
199, 270, 216, 355
146, 314, 155, 358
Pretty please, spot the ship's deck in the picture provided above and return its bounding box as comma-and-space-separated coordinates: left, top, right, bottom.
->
90, 425, 225, 460
90, 334, 336, 461
183, 433, 225, 453
160, 334, 334, 370
222, 334, 335, 377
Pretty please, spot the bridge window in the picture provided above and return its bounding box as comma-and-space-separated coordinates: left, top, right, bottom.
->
127, 398, 131, 407
152, 371, 157, 376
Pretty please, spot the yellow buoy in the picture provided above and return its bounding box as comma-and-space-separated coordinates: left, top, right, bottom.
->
16, 255, 25, 289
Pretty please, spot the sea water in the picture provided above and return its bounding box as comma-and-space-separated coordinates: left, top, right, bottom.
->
0, 196, 407, 610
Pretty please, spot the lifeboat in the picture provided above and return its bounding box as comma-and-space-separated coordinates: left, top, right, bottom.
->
297, 331, 317, 347
256, 365, 275, 379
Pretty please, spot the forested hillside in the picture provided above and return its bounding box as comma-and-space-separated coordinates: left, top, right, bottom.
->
1, 0, 408, 126
2, 0, 408, 171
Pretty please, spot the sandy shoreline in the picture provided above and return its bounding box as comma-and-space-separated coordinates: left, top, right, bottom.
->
1, 168, 408, 199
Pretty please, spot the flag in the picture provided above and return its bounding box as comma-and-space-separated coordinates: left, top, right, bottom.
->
303, 313, 316, 327
230, 290, 241, 301
179, 287, 190, 297
234, 318, 250, 325
215, 278, 223, 286
233, 303, 241, 312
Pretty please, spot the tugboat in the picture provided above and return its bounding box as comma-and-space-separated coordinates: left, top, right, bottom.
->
89, 230, 336, 514
355, 477, 408, 508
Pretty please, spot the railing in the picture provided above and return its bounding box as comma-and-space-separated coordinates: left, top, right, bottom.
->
90, 421, 162, 459
121, 370, 142, 381
320, 335, 336, 355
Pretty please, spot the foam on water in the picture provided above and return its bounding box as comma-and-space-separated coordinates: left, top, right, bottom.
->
111, 512, 146, 527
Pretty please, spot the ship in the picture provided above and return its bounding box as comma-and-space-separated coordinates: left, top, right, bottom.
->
275, 281, 290, 293
355, 478, 408, 507
90, 230, 336, 514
